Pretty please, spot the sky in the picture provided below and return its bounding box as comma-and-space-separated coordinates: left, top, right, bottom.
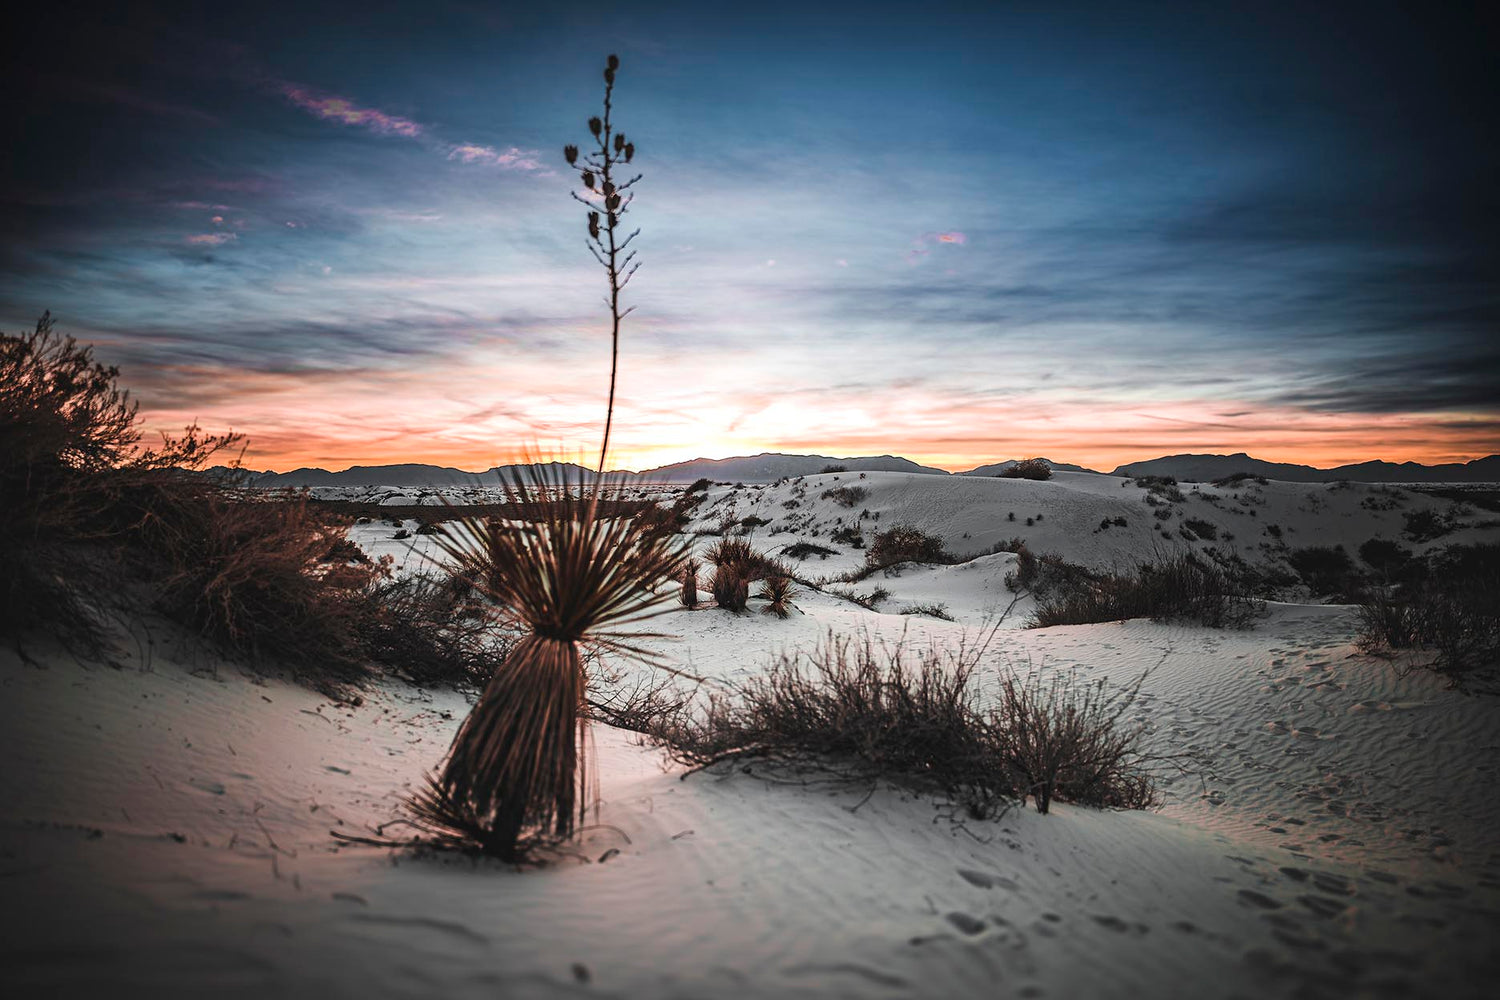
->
3, 0, 1496, 473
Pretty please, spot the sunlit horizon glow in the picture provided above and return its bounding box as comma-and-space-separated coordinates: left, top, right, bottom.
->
5, 2, 1496, 475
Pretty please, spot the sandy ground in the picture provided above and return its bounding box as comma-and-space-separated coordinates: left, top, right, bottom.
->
3, 472, 1498, 998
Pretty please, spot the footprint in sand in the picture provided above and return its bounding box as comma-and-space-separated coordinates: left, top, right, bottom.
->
957, 868, 1018, 891
945, 912, 986, 936
1237, 890, 1283, 910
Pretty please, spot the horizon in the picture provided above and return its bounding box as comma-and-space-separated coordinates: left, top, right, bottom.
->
5, 1, 1497, 473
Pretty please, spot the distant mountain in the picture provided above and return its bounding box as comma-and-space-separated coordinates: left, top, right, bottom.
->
237, 461, 600, 489
637, 453, 949, 482
224, 453, 949, 488
1111, 452, 1500, 484
959, 458, 1099, 477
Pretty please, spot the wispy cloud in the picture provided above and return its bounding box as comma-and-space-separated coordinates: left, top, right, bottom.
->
446, 143, 544, 170
185, 233, 237, 246
278, 83, 423, 137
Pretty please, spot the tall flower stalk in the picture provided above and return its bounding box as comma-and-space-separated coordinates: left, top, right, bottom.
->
411, 55, 684, 861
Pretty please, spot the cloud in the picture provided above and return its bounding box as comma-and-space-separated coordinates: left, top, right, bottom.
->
185, 233, 237, 246
277, 84, 423, 137
446, 144, 544, 170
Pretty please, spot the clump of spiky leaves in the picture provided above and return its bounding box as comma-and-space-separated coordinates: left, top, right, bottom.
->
758, 573, 795, 618
680, 557, 700, 609
409, 467, 687, 859
711, 561, 750, 612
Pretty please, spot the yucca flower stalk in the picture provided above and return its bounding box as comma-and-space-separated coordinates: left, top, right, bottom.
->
410, 55, 677, 860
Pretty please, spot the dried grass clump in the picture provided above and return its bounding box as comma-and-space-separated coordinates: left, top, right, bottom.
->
647, 635, 1165, 818
653, 635, 1013, 818
994, 671, 1158, 813
757, 573, 795, 618
711, 562, 750, 612
705, 537, 784, 580
680, 558, 700, 609
1029, 555, 1257, 629
1357, 543, 1500, 687
410, 468, 688, 858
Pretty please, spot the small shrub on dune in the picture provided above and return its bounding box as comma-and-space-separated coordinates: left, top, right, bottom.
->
1287, 545, 1356, 596
821, 484, 869, 508
995, 671, 1159, 814
757, 573, 795, 618
1357, 543, 1499, 687
783, 540, 838, 560
865, 525, 954, 570
711, 562, 750, 612
1358, 537, 1412, 576
1028, 555, 1256, 629
651, 635, 1014, 818
1000, 458, 1052, 481
680, 558, 700, 609
705, 536, 783, 580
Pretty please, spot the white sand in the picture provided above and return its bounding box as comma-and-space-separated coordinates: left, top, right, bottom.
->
3, 473, 1498, 998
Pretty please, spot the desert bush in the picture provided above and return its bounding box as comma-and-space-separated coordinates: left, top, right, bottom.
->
685, 477, 712, 494
1001, 459, 1052, 481
822, 485, 869, 508
1403, 508, 1455, 543
705, 536, 783, 580
680, 558, 700, 609
826, 583, 891, 609
994, 671, 1158, 813
711, 562, 749, 612
1182, 518, 1218, 541
1287, 545, 1355, 595
819, 464, 847, 474
1358, 537, 1413, 575
1029, 555, 1256, 629
1212, 472, 1268, 487
865, 525, 953, 570
757, 573, 795, 618
783, 541, 838, 560
357, 571, 516, 690
829, 525, 864, 548
650, 635, 1013, 817
899, 603, 954, 621
1357, 543, 1500, 686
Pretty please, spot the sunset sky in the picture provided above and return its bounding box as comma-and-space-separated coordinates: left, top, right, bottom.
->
4, 1, 1496, 473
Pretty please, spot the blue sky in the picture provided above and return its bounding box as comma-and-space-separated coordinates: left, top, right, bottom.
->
4, 0, 1495, 471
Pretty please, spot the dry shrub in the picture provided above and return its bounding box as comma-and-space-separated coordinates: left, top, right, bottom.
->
711, 562, 749, 612
864, 525, 954, 571
1029, 555, 1257, 629
680, 558, 700, 609
653, 635, 1012, 818
359, 572, 515, 690
1357, 543, 1500, 687
821, 485, 869, 508
705, 536, 783, 580
647, 635, 1164, 818
994, 670, 1158, 813
757, 573, 795, 618
1000, 458, 1052, 480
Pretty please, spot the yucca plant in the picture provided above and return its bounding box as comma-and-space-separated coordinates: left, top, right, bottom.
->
410, 55, 682, 860
680, 557, 700, 609
757, 573, 795, 618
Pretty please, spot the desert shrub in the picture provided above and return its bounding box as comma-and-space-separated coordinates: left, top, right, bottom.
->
680, 558, 700, 609
357, 571, 515, 689
1358, 544, 1500, 686
586, 670, 694, 734
650, 636, 1014, 817
783, 540, 838, 560
415, 521, 445, 535
393, 527, 411, 539
1182, 518, 1218, 541
990, 536, 1026, 554
738, 514, 771, 530
705, 536, 782, 580
1001, 459, 1052, 481
1029, 555, 1256, 629
685, 477, 712, 494
829, 525, 864, 548
1005, 546, 1093, 598
1403, 508, 1455, 543
826, 584, 891, 609
1287, 545, 1355, 595
899, 603, 953, 621
994, 671, 1158, 813
821, 485, 869, 508
1359, 537, 1412, 575
757, 573, 795, 618
711, 562, 749, 612
1135, 476, 1186, 503
1212, 472, 1267, 487
865, 526, 953, 570
819, 464, 847, 474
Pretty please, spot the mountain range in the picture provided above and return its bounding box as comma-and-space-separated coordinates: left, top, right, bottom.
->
212, 451, 1500, 487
